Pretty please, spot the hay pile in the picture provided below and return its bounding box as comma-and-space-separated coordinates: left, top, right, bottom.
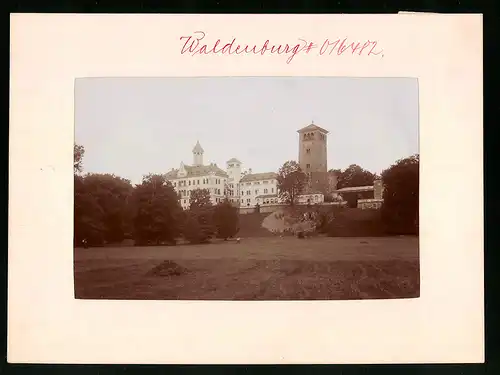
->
147, 260, 189, 277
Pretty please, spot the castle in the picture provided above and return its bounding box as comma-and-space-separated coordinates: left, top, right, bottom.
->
165, 122, 340, 210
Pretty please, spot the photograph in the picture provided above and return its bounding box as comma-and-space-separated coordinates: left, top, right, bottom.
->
74, 76, 420, 301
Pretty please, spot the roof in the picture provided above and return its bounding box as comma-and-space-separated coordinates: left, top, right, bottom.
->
335, 185, 374, 193
240, 172, 278, 182
192, 141, 204, 153
165, 163, 228, 179
227, 158, 242, 164
297, 123, 329, 134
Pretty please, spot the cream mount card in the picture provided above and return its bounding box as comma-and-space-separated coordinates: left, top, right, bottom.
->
9, 13, 483, 364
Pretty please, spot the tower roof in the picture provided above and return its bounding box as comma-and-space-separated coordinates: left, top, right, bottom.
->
192, 141, 204, 153
297, 123, 329, 134
227, 158, 242, 164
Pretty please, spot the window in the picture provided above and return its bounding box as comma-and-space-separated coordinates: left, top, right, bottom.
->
264, 188, 268, 194
247, 190, 251, 195
306, 148, 311, 154
271, 188, 274, 193
247, 199, 250, 203
173, 182, 176, 187
197, 179, 200, 185
183, 199, 186, 204
189, 180, 191, 186
241, 199, 244, 203
255, 190, 259, 195
306, 164, 311, 169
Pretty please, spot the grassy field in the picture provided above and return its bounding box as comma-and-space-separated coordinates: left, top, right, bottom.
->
74, 236, 419, 300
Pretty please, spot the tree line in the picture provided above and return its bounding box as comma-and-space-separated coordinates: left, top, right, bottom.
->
74, 145, 239, 246
74, 144, 419, 246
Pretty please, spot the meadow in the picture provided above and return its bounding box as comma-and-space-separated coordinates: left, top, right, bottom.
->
74, 236, 419, 300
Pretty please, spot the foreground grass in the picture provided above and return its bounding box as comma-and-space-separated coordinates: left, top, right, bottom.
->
74, 236, 419, 300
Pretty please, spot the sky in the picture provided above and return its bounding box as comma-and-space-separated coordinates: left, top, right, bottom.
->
75, 77, 419, 185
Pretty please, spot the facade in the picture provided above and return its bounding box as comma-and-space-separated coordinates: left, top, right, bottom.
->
297, 122, 331, 195
239, 172, 279, 207
165, 141, 229, 210
296, 192, 325, 205
165, 142, 278, 210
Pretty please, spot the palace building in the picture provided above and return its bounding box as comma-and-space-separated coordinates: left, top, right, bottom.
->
165, 122, 341, 210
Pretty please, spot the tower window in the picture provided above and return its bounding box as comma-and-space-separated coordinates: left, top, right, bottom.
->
306, 164, 311, 169
306, 148, 311, 154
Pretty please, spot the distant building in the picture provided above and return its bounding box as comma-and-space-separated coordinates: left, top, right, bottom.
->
165, 122, 380, 211
297, 122, 334, 195
165, 141, 229, 210
333, 178, 385, 209
165, 142, 278, 210
239, 172, 279, 207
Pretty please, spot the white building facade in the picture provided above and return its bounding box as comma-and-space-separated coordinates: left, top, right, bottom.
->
165, 141, 230, 210
239, 172, 280, 207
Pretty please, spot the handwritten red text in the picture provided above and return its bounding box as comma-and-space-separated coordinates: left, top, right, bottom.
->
179, 32, 384, 63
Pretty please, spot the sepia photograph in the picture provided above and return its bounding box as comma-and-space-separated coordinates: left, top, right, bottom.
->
74, 77, 420, 301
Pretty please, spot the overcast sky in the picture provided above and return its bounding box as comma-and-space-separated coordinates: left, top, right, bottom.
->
75, 77, 419, 185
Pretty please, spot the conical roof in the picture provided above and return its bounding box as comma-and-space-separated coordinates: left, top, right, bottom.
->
192, 140, 204, 153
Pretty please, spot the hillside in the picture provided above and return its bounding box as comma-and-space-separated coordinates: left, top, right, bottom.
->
237, 213, 275, 238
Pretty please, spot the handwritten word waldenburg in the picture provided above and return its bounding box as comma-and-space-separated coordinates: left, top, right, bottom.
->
179, 31, 383, 64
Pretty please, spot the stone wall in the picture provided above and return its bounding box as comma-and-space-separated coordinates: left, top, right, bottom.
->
357, 199, 384, 210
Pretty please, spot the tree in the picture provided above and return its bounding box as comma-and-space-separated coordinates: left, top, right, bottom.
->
381, 154, 419, 235
74, 173, 135, 246
183, 188, 215, 244
74, 174, 105, 246
74, 144, 85, 173
132, 174, 183, 245
189, 188, 212, 210
213, 198, 239, 240
84, 173, 134, 243
277, 160, 307, 205
183, 207, 215, 244
333, 164, 375, 189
